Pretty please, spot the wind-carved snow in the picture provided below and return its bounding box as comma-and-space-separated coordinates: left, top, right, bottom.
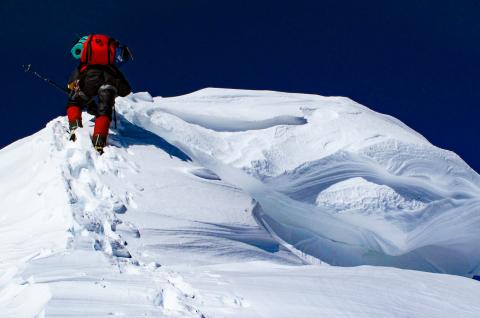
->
0, 108, 300, 317
315, 177, 427, 214
2, 88, 480, 317
118, 88, 480, 276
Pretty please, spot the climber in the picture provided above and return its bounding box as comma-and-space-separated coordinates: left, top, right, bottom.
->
66, 34, 132, 153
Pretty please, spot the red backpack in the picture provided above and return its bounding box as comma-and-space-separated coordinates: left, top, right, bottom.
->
80, 34, 118, 65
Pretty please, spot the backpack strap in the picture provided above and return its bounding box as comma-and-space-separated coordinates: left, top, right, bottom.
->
86, 36, 92, 63
107, 37, 114, 65
80, 35, 93, 64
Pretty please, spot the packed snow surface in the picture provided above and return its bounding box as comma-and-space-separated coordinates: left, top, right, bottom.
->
1, 88, 480, 317
315, 177, 427, 213
119, 88, 480, 275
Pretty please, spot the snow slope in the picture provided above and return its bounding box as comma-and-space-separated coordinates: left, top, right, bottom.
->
1, 88, 480, 317
118, 88, 480, 276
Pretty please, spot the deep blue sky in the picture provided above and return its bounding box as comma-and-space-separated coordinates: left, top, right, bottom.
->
1, 1, 479, 172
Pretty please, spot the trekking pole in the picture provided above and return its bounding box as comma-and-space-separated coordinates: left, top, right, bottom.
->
23, 64, 119, 130
113, 105, 117, 129
22, 64, 69, 95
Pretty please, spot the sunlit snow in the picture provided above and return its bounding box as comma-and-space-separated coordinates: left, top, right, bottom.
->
1, 88, 479, 317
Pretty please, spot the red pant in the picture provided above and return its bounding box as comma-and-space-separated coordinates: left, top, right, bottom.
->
67, 105, 110, 137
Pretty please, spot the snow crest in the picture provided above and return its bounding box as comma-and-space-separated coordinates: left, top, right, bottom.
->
315, 177, 427, 213
2, 88, 480, 317
118, 88, 480, 276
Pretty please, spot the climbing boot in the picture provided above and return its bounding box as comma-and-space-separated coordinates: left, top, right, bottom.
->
68, 119, 83, 141
92, 134, 107, 154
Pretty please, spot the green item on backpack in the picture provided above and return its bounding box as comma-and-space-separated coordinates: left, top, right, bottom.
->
70, 35, 89, 60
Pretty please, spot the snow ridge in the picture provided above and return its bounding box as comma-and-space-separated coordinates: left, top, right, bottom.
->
118, 88, 480, 276
2, 88, 480, 317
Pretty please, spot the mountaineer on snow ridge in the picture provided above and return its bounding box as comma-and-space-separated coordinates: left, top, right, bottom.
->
66, 34, 133, 153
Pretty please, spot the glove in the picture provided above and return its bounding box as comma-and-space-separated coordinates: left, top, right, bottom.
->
67, 80, 79, 92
